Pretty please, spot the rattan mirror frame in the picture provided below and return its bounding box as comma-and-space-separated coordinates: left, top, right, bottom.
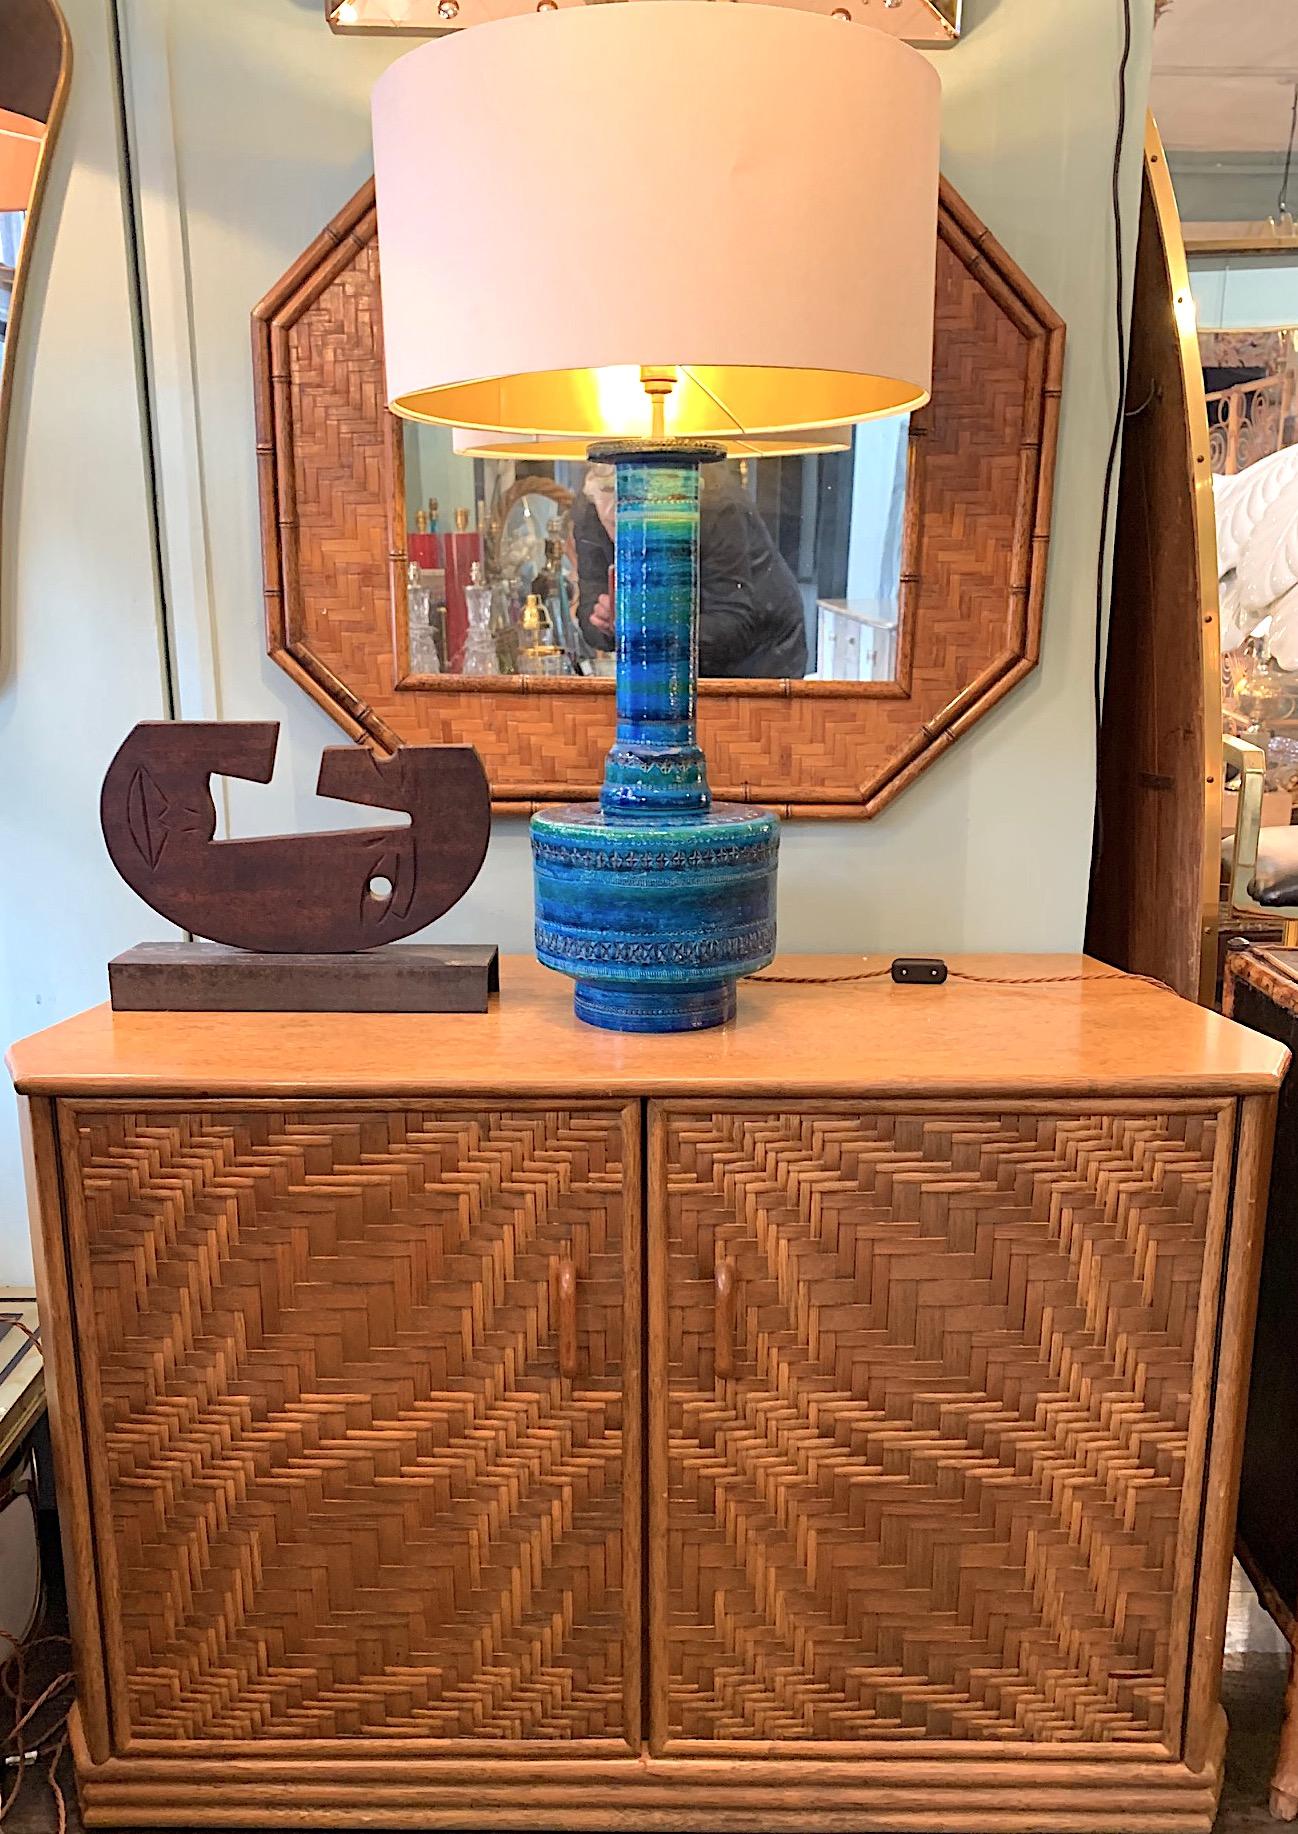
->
254, 176, 1063, 818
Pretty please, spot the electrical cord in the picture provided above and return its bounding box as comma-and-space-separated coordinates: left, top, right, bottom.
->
0, 1619, 72, 1834
749, 962, 1171, 993
0, 1638, 72, 1834
0, 1320, 70, 1834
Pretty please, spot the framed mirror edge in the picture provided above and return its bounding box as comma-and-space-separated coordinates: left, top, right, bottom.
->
255, 173, 1064, 820
268, 626, 1037, 819
1183, 233, 1298, 256
0, 0, 72, 577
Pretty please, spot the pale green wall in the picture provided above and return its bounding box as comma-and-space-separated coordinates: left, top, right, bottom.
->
0, 0, 173, 1279
0, 0, 1154, 1278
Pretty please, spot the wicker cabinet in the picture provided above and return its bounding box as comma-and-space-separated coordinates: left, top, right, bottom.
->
10, 957, 1287, 1830
64, 1102, 641, 1751
649, 1102, 1225, 1754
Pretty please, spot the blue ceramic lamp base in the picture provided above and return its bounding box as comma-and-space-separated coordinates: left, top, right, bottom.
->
573, 979, 735, 1031
531, 442, 778, 1033
532, 802, 779, 1034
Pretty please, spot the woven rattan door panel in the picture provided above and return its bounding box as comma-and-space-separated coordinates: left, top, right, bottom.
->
61, 1101, 641, 1750
647, 1102, 1231, 1754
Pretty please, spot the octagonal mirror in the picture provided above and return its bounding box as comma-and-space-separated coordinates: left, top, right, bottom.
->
254, 176, 1063, 817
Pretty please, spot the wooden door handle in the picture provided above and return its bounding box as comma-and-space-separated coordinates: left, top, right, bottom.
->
715, 1257, 737, 1378
557, 1254, 579, 1379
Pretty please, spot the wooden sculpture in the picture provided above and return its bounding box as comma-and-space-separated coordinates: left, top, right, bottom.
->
101, 723, 495, 1010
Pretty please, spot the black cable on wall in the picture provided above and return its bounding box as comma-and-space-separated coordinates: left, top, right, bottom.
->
1089, 0, 1135, 889
106, 0, 179, 724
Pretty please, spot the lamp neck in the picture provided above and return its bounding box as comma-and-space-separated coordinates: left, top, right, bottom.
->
596, 442, 721, 820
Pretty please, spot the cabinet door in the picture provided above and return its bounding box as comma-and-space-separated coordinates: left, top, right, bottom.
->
648, 1102, 1231, 1754
61, 1102, 640, 1750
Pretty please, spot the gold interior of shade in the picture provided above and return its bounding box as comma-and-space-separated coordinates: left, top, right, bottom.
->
393, 363, 927, 439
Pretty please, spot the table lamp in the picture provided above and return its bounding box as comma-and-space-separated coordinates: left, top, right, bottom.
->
373, 0, 940, 1031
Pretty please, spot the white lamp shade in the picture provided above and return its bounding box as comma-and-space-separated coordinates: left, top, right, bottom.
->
372, 2, 940, 440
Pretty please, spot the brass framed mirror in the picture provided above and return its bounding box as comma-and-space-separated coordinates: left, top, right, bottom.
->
0, 0, 70, 550
255, 175, 1063, 817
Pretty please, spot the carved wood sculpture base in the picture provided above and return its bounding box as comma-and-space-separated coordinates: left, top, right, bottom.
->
10, 958, 1286, 1831
107, 943, 500, 1013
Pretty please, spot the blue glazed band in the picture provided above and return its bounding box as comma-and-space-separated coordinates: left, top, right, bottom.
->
531, 440, 778, 1033
573, 978, 736, 1033
601, 454, 711, 817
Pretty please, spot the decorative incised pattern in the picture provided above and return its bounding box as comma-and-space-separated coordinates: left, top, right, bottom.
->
653, 1106, 1221, 1747
69, 1104, 636, 1744
534, 922, 775, 970
255, 181, 1064, 817
531, 836, 781, 873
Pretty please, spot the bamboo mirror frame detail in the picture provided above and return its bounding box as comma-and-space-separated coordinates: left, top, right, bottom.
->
255, 177, 1064, 818
0, 0, 71, 572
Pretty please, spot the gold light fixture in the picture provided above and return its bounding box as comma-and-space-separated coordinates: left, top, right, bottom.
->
328, 0, 959, 46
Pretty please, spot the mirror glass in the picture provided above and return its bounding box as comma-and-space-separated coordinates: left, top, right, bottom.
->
1151, 0, 1298, 245
0, 208, 24, 367
1151, 3, 1298, 787
1193, 266, 1298, 474
401, 417, 909, 682
1195, 252, 1298, 764
1, 0, 66, 523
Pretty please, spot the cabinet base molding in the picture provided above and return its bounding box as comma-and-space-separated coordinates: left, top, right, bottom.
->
70, 1711, 1225, 1832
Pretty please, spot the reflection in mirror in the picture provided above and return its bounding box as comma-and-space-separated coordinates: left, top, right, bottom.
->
401, 417, 909, 682
1194, 250, 1298, 778
0, 0, 69, 545
0, 117, 41, 363
1193, 261, 1297, 475
1152, 2, 1298, 818
1152, 0, 1298, 247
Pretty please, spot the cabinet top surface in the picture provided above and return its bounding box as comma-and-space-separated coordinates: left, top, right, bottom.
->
6, 955, 1288, 1099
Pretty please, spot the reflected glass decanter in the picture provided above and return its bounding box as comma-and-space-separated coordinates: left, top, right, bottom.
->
406, 561, 441, 675
461, 561, 499, 676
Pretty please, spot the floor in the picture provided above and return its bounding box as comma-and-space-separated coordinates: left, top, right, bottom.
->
1219, 1564, 1293, 1831
1, 1549, 1292, 1833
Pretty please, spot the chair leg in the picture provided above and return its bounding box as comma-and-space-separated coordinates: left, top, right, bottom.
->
1282, 920, 1298, 948
1272, 1643, 1298, 1820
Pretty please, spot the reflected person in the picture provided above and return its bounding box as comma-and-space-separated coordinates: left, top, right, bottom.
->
573, 462, 808, 679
